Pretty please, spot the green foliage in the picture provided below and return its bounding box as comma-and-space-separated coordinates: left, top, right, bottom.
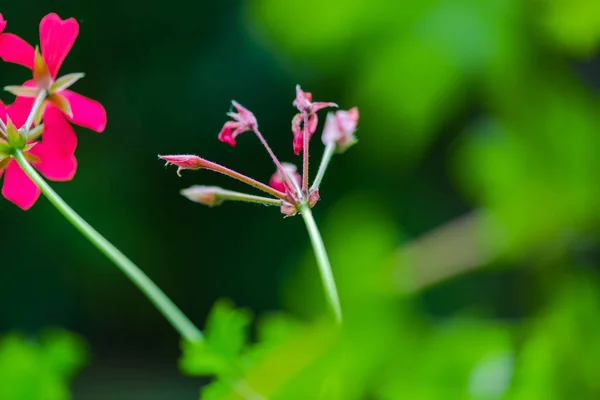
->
0, 329, 88, 400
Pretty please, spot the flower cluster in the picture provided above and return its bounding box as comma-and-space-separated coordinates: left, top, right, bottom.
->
161, 85, 359, 216
0, 13, 106, 209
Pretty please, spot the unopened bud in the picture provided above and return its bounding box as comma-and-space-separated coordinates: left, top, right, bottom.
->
322, 107, 359, 153
160, 154, 209, 177
180, 185, 224, 207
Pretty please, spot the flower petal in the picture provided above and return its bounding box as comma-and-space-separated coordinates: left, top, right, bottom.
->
6, 95, 37, 128
30, 143, 77, 181
0, 33, 35, 68
61, 90, 107, 132
2, 159, 41, 210
0, 14, 6, 33
39, 13, 79, 78
39, 105, 77, 156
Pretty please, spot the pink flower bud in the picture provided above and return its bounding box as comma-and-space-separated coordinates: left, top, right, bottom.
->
180, 185, 224, 207
291, 85, 337, 155
218, 100, 257, 147
308, 190, 320, 208
280, 203, 298, 217
269, 162, 301, 194
322, 107, 359, 152
160, 154, 209, 176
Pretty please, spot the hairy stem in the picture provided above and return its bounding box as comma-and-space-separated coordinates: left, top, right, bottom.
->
252, 127, 303, 201
310, 142, 335, 193
200, 158, 287, 200
302, 113, 309, 196
14, 150, 203, 343
299, 203, 342, 324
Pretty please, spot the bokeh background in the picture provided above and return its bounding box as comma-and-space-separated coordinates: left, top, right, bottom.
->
1, 0, 599, 399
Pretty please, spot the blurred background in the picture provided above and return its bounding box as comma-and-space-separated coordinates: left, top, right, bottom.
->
0, 0, 599, 399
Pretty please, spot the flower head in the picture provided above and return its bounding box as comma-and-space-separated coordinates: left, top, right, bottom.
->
2, 13, 106, 137
322, 107, 359, 153
218, 101, 257, 146
161, 85, 356, 217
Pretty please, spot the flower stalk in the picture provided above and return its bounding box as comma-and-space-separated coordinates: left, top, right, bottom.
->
14, 149, 203, 342
299, 203, 342, 324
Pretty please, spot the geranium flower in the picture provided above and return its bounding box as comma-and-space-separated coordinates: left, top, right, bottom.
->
0, 100, 77, 210
2, 13, 106, 137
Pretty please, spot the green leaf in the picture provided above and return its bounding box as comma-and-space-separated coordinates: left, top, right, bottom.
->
180, 299, 252, 377
51, 73, 85, 93
0, 329, 88, 400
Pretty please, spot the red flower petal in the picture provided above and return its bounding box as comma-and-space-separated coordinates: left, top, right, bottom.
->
39, 13, 79, 78
1, 160, 41, 210
0, 33, 35, 68
41, 105, 77, 156
30, 144, 77, 181
6, 95, 37, 128
0, 14, 6, 33
61, 90, 107, 132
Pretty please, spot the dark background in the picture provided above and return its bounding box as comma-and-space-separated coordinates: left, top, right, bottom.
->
1, 0, 598, 399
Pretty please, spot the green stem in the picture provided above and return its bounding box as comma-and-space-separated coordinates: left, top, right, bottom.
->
310, 142, 335, 193
299, 203, 342, 324
14, 149, 203, 343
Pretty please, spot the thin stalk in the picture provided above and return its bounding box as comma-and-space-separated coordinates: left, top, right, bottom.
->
24, 90, 46, 132
309, 142, 335, 193
14, 150, 203, 343
201, 159, 287, 200
301, 113, 309, 195
299, 203, 342, 324
252, 127, 303, 201
216, 190, 284, 206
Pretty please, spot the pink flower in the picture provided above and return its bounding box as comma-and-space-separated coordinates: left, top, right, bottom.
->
0, 101, 77, 210
2, 13, 107, 136
292, 85, 337, 155
0, 13, 36, 68
218, 101, 257, 146
322, 107, 359, 152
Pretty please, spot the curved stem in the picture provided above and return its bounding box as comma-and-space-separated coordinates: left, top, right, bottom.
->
299, 204, 342, 324
14, 149, 203, 343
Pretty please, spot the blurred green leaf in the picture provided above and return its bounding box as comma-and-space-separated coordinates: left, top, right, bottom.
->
180, 299, 252, 377
0, 329, 87, 400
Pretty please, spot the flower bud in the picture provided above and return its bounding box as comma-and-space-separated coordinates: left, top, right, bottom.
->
180, 185, 224, 207
322, 107, 359, 153
160, 154, 209, 176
